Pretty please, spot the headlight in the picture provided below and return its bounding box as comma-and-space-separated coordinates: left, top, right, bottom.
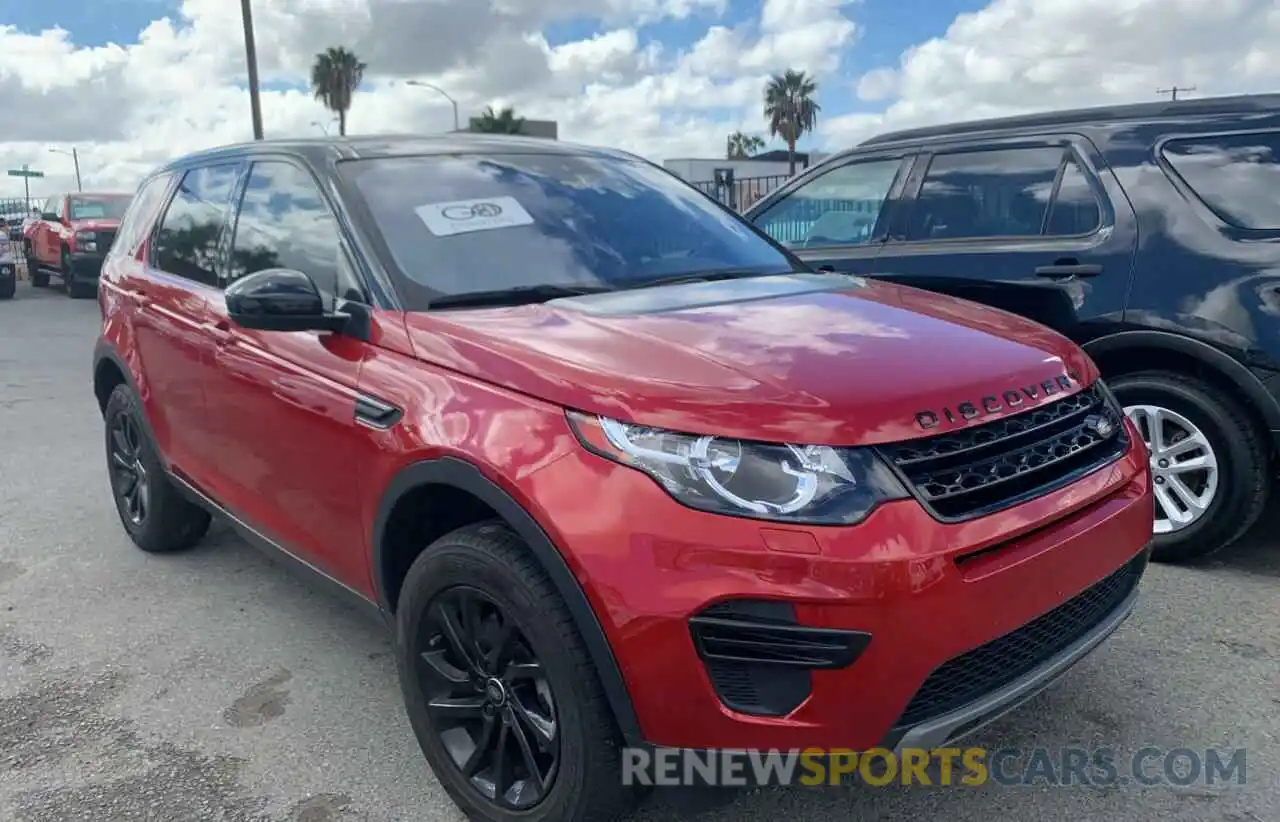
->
75, 231, 98, 252
566, 412, 909, 525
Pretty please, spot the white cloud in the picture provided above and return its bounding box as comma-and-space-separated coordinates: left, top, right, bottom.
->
822, 0, 1280, 148
0, 0, 858, 197
1, 0, 1279, 200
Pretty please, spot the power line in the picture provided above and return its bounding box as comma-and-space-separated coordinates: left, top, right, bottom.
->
1157, 85, 1196, 101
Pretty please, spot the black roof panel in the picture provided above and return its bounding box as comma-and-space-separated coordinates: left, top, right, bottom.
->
858, 92, 1280, 148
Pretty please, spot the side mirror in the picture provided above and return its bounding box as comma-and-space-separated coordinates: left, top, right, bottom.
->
41, 212, 58, 221
224, 268, 349, 333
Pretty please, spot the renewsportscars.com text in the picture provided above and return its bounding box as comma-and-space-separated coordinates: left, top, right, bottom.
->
621, 746, 1248, 788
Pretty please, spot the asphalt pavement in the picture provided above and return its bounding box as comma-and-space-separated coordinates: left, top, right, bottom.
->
1, 280, 1277, 821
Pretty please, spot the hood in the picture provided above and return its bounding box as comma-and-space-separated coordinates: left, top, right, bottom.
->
70, 218, 120, 232
402, 272, 1099, 446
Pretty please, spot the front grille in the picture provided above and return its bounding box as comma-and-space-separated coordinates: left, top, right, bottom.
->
95, 229, 118, 252
877, 384, 1128, 521
896, 550, 1147, 728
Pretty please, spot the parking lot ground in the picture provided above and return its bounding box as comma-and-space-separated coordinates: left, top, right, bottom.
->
1, 280, 1277, 821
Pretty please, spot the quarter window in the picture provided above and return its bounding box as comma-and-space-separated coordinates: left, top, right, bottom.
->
1162, 132, 1280, 230
905, 147, 1064, 241
1044, 158, 1102, 236
752, 158, 903, 248
153, 163, 241, 287
228, 161, 360, 301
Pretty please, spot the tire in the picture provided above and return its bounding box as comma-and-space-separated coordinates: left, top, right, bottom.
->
104, 383, 212, 553
1110, 370, 1269, 563
394, 521, 637, 822
25, 244, 47, 287
62, 248, 89, 298
0, 275, 13, 300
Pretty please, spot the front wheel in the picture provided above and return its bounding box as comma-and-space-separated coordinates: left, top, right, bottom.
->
104, 383, 212, 552
394, 522, 637, 822
1111, 370, 1269, 563
63, 249, 92, 298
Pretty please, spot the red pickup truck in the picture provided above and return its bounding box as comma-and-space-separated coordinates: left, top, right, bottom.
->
25, 192, 132, 298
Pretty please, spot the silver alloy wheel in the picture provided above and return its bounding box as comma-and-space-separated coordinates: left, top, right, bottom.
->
1123, 404, 1219, 534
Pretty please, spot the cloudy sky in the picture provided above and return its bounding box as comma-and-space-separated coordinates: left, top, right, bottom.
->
1, 0, 1278, 198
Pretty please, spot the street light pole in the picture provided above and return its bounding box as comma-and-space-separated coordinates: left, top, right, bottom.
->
406, 80, 460, 131
240, 0, 265, 140
49, 147, 82, 191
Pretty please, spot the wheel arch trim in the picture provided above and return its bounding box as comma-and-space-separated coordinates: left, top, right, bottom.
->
1083, 329, 1280, 431
370, 455, 645, 746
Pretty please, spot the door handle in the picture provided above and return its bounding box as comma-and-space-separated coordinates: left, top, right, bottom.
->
205, 320, 236, 346
126, 288, 151, 307
1035, 261, 1102, 279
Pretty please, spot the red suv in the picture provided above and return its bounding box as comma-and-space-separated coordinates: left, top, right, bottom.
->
25, 191, 132, 297
93, 136, 1154, 822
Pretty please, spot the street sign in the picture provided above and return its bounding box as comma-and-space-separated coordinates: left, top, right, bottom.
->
7, 165, 45, 209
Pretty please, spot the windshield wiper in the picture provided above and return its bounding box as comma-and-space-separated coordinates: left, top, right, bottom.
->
427, 283, 612, 309
619, 269, 793, 292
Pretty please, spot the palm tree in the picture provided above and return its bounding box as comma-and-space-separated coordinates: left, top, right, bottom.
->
310, 46, 367, 136
726, 131, 765, 159
470, 105, 526, 135
763, 70, 821, 175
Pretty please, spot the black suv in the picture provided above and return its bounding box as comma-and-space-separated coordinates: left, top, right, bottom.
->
743, 92, 1280, 564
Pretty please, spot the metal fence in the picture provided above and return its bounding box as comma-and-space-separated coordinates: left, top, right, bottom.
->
0, 197, 39, 275
689, 173, 882, 247
691, 174, 790, 212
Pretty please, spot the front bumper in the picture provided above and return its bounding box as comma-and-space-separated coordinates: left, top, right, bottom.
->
530, 418, 1153, 751
886, 549, 1144, 752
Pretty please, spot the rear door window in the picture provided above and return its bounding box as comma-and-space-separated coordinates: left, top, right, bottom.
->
905, 147, 1065, 241
1161, 132, 1280, 230
152, 163, 242, 287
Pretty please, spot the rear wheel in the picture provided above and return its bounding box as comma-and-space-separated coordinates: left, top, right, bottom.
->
0, 275, 14, 300
394, 522, 637, 822
25, 243, 47, 287
104, 383, 212, 553
1110, 370, 1268, 563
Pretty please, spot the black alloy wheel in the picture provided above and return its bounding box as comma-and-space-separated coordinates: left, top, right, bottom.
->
416, 585, 560, 810
109, 410, 150, 526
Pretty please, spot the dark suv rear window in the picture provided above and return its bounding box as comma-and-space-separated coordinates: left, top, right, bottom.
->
1162, 132, 1280, 230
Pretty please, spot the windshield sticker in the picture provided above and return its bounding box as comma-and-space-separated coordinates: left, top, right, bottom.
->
415, 196, 534, 237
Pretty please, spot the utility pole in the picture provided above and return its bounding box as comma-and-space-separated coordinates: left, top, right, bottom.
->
240, 0, 265, 139
1157, 85, 1196, 101
49, 147, 81, 191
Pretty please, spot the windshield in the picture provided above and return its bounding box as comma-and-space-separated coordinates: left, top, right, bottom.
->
338, 152, 800, 308
69, 196, 131, 221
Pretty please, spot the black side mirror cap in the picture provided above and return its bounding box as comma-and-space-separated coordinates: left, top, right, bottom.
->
225, 268, 349, 334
